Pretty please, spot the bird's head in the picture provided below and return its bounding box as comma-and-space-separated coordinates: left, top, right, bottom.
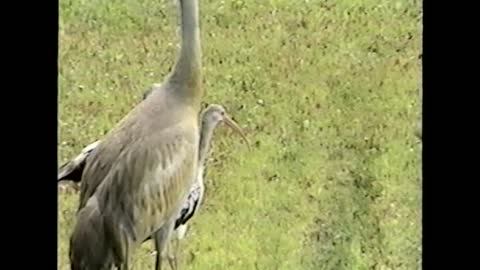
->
202, 104, 250, 150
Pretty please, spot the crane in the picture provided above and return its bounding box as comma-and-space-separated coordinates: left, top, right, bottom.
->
68, 0, 205, 269
165, 104, 250, 269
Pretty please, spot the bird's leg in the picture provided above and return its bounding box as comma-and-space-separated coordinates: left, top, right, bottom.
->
118, 226, 130, 270
118, 254, 129, 270
166, 239, 180, 270
153, 219, 175, 270
172, 237, 181, 270
166, 242, 177, 270
154, 235, 164, 270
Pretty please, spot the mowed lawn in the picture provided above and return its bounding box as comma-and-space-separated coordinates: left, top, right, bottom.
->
58, 0, 422, 269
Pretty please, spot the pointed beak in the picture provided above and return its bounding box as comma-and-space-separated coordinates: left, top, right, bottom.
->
222, 114, 251, 151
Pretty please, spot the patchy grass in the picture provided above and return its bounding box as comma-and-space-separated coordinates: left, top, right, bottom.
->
58, 0, 422, 269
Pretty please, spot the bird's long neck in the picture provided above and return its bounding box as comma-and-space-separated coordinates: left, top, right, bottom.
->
198, 120, 218, 168
169, 0, 203, 106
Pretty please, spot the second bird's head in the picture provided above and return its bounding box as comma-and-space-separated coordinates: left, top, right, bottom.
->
202, 104, 250, 149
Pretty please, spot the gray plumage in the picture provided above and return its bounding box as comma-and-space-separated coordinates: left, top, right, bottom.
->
68, 0, 204, 269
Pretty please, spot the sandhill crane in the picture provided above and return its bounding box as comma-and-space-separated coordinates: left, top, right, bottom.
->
59, 104, 250, 270
68, 0, 205, 269
164, 104, 250, 269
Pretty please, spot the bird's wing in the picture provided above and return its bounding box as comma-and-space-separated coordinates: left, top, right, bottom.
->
79, 119, 199, 242
78, 133, 135, 210
58, 140, 100, 182
77, 96, 156, 210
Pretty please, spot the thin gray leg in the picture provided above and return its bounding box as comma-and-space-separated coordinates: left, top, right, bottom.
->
153, 220, 175, 270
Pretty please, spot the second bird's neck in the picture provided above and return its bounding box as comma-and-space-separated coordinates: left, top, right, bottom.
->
198, 121, 217, 168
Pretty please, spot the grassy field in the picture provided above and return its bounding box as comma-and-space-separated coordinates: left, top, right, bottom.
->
58, 0, 422, 269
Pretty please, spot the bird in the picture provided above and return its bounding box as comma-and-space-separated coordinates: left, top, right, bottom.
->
68, 0, 205, 269
59, 104, 250, 270
165, 104, 250, 269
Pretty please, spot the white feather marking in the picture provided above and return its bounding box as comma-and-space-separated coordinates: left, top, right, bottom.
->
176, 224, 187, 240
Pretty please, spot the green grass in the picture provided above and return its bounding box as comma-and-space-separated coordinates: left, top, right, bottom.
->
58, 0, 422, 269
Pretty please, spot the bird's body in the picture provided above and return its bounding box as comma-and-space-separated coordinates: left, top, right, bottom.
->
68, 0, 204, 269
71, 72, 200, 270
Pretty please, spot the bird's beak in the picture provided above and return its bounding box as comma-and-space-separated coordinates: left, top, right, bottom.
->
223, 115, 251, 150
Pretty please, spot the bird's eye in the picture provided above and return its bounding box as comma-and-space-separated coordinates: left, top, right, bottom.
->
221, 111, 225, 116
